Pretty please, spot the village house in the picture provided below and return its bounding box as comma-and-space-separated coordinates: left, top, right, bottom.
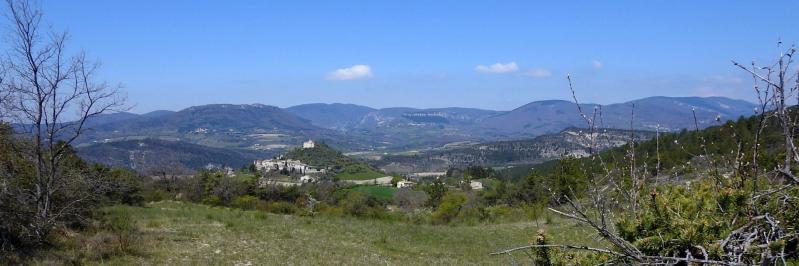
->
396, 180, 415, 188
299, 175, 316, 183
470, 180, 484, 190
302, 140, 315, 149
254, 158, 310, 174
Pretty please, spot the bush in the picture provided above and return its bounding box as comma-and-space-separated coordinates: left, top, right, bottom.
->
232, 195, 259, 210
140, 189, 174, 202
432, 192, 467, 224
259, 201, 299, 215
314, 202, 344, 217
84, 232, 118, 261
393, 188, 429, 212
340, 191, 387, 219
202, 195, 224, 206
485, 205, 513, 222
99, 209, 141, 255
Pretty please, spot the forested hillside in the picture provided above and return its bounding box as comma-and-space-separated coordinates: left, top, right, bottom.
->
375, 128, 655, 174
78, 138, 272, 175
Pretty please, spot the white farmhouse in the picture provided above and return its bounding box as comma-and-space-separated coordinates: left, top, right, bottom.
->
470, 180, 484, 190
299, 175, 316, 183
397, 180, 415, 188
302, 140, 315, 149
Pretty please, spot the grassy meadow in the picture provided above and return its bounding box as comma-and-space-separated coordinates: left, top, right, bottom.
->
348, 185, 397, 200
334, 168, 386, 180
85, 201, 602, 265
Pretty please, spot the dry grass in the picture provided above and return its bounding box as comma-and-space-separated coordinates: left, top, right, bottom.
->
94, 201, 603, 265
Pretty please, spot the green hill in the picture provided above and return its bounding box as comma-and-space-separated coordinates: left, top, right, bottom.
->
536, 108, 790, 180
285, 142, 385, 180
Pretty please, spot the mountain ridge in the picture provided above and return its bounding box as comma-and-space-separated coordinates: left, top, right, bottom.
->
77, 96, 756, 153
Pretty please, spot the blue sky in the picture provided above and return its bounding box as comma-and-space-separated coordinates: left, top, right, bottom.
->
39, 1, 799, 113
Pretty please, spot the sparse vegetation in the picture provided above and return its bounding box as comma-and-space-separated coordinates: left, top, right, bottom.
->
0, 0, 796, 264
87, 201, 602, 265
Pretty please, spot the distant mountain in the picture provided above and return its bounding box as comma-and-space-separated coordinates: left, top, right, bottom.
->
287, 104, 500, 130
360, 107, 501, 128
77, 138, 273, 175
474, 96, 757, 138
141, 110, 175, 118
285, 97, 754, 148
84, 110, 175, 128
117, 104, 317, 132
475, 100, 589, 138
79, 104, 324, 150
83, 112, 141, 127
608, 96, 756, 130
71, 96, 756, 174
286, 103, 376, 130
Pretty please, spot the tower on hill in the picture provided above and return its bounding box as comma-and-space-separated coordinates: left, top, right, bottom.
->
302, 140, 315, 149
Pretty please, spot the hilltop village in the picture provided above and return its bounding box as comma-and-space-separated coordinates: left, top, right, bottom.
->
248, 140, 485, 190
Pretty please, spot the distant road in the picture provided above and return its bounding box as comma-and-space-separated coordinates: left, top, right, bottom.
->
346, 176, 393, 186
407, 172, 446, 178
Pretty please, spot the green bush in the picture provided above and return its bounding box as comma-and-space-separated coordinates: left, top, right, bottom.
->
232, 195, 259, 210
202, 195, 223, 206
432, 192, 467, 224
340, 191, 387, 219
260, 201, 299, 215
141, 189, 174, 202
314, 202, 344, 217
98, 208, 141, 256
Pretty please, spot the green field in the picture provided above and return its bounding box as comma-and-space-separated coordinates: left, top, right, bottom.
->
334, 168, 385, 180
95, 201, 602, 265
349, 185, 396, 200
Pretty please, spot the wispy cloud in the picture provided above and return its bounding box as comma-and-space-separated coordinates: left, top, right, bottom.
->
592, 60, 603, 70
475, 62, 518, 74
522, 68, 553, 78
326, 64, 373, 80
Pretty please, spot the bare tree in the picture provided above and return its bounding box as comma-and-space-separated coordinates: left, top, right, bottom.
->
0, 0, 125, 240
734, 44, 799, 185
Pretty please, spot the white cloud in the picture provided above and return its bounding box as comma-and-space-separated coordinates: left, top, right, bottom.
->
475, 62, 519, 74
326, 64, 373, 80
592, 60, 603, 70
522, 68, 553, 78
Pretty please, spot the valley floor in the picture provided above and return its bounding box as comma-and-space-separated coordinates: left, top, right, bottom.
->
95, 201, 601, 265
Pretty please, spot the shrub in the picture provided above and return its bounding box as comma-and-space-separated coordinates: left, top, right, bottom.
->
140, 189, 173, 202
314, 202, 344, 217
393, 188, 429, 212
261, 201, 298, 215
232, 195, 259, 210
202, 195, 224, 206
84, 232, 118, 261
485, 205, 513, 222
99, 209, 140, 255
339, 191, 387, 219
432, 192, 467, 224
